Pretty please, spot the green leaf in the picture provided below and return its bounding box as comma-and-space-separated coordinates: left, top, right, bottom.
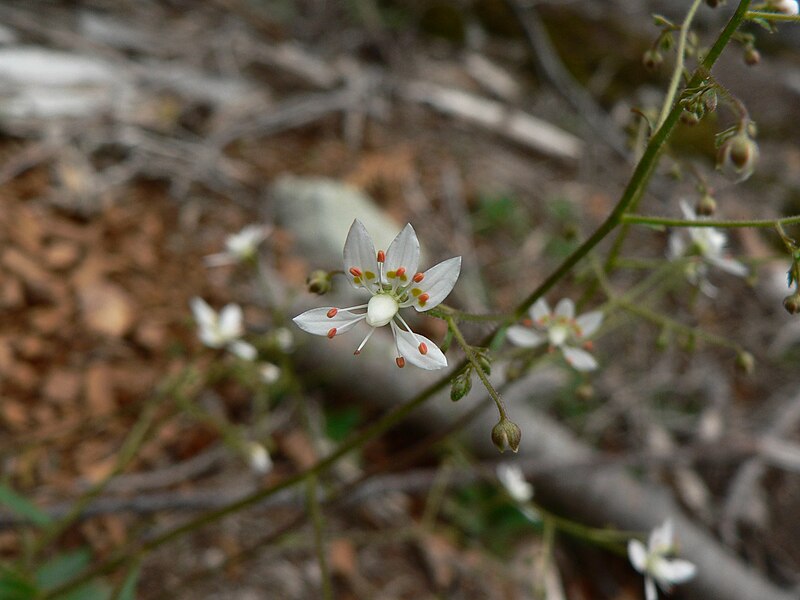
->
0, 484, 52, 527
116, 565, 141, 600
54, 581, 111, 600
0, 568, 37, 600
36, 550, 92, 591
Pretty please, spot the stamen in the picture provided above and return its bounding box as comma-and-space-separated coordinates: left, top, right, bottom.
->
327, 328, 337, 339
418, 293, 430, 306
583, 341, 594, 351
349, 267, 362, 277
522, 318, 533, 327
418, 342, 428, 355
396, 267, 406, 277
327, 308, 338, 318
396, 357, 405, 368
413, 272, 424, 283
354, 328, 376, 355
377, 250, 385, 263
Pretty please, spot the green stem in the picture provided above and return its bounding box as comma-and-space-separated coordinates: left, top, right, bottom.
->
429, 305, 508, 323
602, 0, 752, 274
307, 475, 333, 600
657, 0, 704, 129
622, 213, 800, 228
446, 315, 508, 420
42, 375, 450, 599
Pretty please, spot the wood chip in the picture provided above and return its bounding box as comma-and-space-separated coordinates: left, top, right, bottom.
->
78, 280, 136, 337
43, 368, 82, 405
85, 362, 116, 417
43, 239, 82, 270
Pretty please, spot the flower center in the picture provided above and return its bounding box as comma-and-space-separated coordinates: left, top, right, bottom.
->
548, 323, 569, 347
366, 294, 399, 327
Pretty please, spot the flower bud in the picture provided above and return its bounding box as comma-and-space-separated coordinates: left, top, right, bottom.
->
307, 270, 332, 295
735, 351, 755, 375
717, 132, 758, 182
492, 418, 522, 453
695, 194, 717, 216
784, 292, 800, 315
642, 49, 663, 71
450, 369, 472, 402
744, 47, 761, 66
477, 354, 492, 376
680, 111, 700, 126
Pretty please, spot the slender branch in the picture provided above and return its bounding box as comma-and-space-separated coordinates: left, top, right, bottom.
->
306, 475, 333, 600
622, 213, 800, 228
657, 0, 704, 129
746, 10, 800, 21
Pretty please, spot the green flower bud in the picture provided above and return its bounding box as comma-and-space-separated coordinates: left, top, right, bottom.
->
735, 351, 755, 375
450, 368, 472, 402
717, 132, 758, 182
696, 194, 717, 217
784, 292, 800, 315
642, 49, 663, 71
492, 418, 522, 453
744, 47, 761, 67
307, 270, 332, 295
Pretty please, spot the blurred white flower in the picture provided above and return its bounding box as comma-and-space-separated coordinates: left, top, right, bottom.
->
273, 327, 294, 352
496, 463, 539, 522
190, 297, 256, 360
668, 201, 747, 297
628, 520, 696, 600
205, 224, 270, 267
259, 362, 280, 384
293, 220, 461, 370
245, 441, 273, 474
507, 298, 603, 371
769, 0, 799, 15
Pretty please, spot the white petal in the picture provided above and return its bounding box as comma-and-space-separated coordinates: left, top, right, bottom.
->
554, 298, 575, 319
644, 576, 658, 600
562, 346, 598, 371
531, 298, 551, 323
343, 219, 379, 289
506, 326, 546, 348
708, 256, 748, 277
679, 200, 696, 221
668, 232, 686, 260
649, 520, 673, 552
229, 340, 257, 361
218, 304, 244, 339
409, 256, 461, 312
293, 308, 366, 336
391, 321, 448, 369
190, 297, 217, 331
497, 464, 533, 502
653, 558, 696, 585
384, 223, 420, 283
575, 311, 603, 338
628, 539, 648, 573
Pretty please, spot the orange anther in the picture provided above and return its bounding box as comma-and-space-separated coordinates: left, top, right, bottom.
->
377, 250, 385, 263
418, 342, 428, 355
583, 341, 594, 351
418, 293, 430, 303
522, 318, 533, 327
327, 308, 338, 318
354, 349, 361, 355
396, 267, 406, 277
327, 328, 337, 339
413, 272, 424, 283
349, 267, 362, 277
396, 357, 405, 368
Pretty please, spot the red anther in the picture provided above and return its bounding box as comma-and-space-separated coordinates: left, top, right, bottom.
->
349, 267, 362, 277
377, 250, 385, 263
327, 328, 337, 339
353, 349, 361, 355
395, 357, 405, 368
522, 318, 533, 327
413, 272, 424, 283
418, 293, 430, 303
583, 341, 594, 351
327, 308, 338, 318
418, 342, 428, 355
396, 267, 406, 277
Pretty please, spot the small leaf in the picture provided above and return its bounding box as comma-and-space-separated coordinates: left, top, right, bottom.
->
0, 484, 52, 527
652, 14, 674, 27
116, 565, 141, 600
36, 549, 92, 590
0, 568, 37, 600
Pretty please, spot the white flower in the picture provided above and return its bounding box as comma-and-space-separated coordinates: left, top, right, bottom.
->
628, 520, 696, 600
245, 441, 273, 474
497, 464, 533, 502
496, 464, 539, 521
205, 224, 271, 267
293, 220, 461, 370
507, 298, 602, 372
190, 297, 257, 360
769, 0, 799, 15
668, 201, 748, 297
259, 362, 281, 384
